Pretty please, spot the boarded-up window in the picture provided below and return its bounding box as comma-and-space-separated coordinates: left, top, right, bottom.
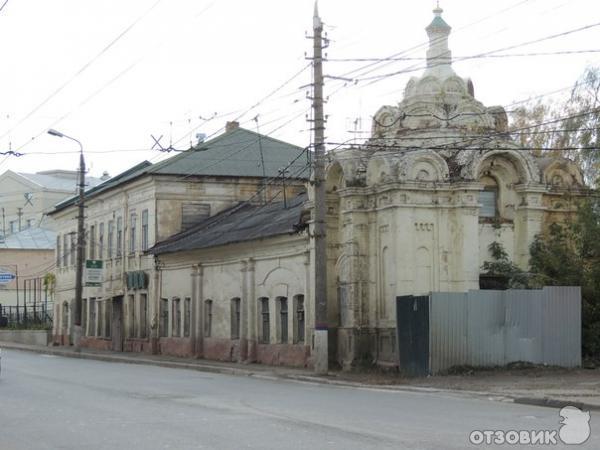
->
259, 298, 270, 344
172, 297, 181, 337
184, 297, 191, 337
160, 298, 169, 337
480, 189, 498, 218
181, 203, 211, 230
231, 298, 241, 340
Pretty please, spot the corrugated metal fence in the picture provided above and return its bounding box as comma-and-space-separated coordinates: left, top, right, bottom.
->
399, 287, 581, 375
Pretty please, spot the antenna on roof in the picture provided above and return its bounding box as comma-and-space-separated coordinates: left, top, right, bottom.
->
253, 115, 267, 204
149, 134, 186, 153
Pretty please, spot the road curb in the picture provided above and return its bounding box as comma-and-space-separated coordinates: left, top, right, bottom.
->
513, 397, 600, 412
0, 342, 264, 378
4, 342, 600, 412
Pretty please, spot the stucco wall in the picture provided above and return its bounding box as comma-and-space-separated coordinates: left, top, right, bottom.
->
0, 329, 51, 346
158, 235, 311, 366
0, 248, 55, 307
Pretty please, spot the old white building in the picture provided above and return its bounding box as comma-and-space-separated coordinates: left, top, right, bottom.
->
0, 169, 105, 237
148, 6, 586, 369
49, 124, 307, 349
320, 6, 585, 367
51, 7, 586, 370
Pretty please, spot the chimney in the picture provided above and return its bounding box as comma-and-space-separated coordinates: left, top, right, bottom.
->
100, 171, 110, 181
225, 121, 239, 132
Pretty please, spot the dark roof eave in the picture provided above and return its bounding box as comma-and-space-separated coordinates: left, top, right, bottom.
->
149, 228, 305, 256
48, 161, 153, 215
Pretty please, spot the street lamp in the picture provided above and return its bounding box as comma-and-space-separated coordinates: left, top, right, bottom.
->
47, 128, 85, 348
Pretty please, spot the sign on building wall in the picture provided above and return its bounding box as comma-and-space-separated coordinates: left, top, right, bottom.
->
85, 260, 103, 287
0, 271, 16, 285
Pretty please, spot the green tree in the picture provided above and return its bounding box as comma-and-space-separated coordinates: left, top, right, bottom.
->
528, 198, 600, 358
510, 66, 600, 186
481, 241, 528, 289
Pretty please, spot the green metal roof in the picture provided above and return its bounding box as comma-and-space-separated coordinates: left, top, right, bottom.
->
148, 127, 308, 178
49, 127, 309, 215
50, 160, 152, 214
427, 15, 451, 30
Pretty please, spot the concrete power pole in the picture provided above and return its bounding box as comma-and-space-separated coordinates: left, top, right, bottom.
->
73, 150, 86, 347
48, 129, 85, 348
312, 1, 328, 374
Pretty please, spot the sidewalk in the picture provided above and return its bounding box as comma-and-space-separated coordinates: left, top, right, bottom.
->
2, 341, 599, 411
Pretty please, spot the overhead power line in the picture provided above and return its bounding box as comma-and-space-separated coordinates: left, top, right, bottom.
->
356, 20, 600, 83
11, 1, 217, 155
0, 0, 166, 143
327, 49, 600, 63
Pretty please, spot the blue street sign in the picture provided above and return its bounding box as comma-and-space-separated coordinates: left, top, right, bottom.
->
0, 272, 16, 284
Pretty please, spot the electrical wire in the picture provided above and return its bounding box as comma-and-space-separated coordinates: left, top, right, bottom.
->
327, 49, 600, 63
355, 21, 600, 83
0, 0, 167, 144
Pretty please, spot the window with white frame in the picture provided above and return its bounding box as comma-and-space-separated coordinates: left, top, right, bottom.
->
98, 223, 104, 260
107, 220, 114, 258
259, 298, 270, 344
278, 297, 288, 344
129, 212, 137, 254
116, 217, 123, 257
172, 297, 181, 337
141, 209, 149, 251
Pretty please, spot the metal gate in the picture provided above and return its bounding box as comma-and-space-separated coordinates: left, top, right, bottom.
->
396, 295, 429, 377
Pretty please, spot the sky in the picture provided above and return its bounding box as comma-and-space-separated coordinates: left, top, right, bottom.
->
0, 0, 599, 179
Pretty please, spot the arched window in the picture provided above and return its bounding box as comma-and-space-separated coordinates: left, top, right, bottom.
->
293, 295, 305, 344
277, 297, 288, 344
172, 297, 181, 337
230, 298, 241, 340
204, 300, 213, 338
258, 297, 269, 344
479, 175, 499, 219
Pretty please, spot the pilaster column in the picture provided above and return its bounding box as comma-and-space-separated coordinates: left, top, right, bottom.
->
246, 258, 257, 362
195, 264, 204, 357
239, 260, 248, 362
190, 264, 199, 355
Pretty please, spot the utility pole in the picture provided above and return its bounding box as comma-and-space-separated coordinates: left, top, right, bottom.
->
311, 1, 328, 374
48, 129, 85, 348
73, 147, 86, 347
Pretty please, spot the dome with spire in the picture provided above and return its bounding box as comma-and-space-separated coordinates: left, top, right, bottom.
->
369, 5, 510, 151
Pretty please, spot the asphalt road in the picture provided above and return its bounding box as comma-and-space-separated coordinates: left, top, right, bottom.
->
0, 349, 597, 450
